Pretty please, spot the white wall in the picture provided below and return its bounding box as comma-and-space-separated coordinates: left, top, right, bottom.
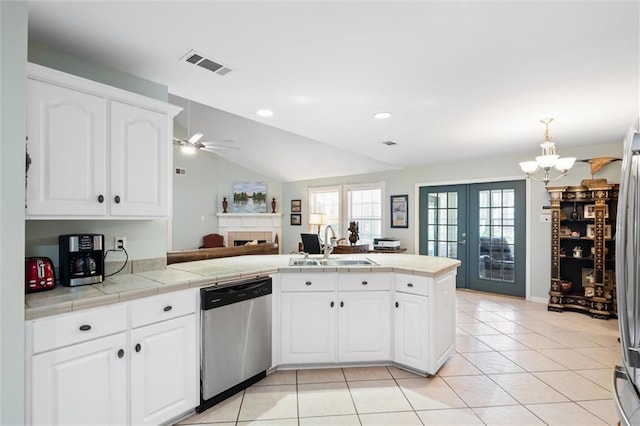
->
282, 141, 623, 301
171, 147, 283, 250
0, 2, 27, 424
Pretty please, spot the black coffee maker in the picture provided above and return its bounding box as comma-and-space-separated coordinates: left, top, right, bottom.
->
59, 234, 104, 287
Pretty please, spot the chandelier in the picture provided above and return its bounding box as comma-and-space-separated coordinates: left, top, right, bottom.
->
519, 118, 576, 185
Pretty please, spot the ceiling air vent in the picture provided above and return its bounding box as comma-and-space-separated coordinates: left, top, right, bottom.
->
382, 140, 398, 146
181, 50, 234, 77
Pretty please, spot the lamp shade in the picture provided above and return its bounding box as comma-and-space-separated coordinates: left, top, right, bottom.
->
309, 213, 325, 226
519, 161, 539, 174
554, 157, 576, 171
536, 154, 559, 169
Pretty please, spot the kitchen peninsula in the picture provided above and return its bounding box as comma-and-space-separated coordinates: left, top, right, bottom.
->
24, 253, 459, 426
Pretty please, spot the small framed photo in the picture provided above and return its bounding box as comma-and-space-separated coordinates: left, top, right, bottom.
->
584, 287, 595, 297
391, 194, 409, 228
584, 204, 608, 219
291, 199, 301, 213
559, 226, 571, 237
586, 224, 612, 239
582, 268, 595, 288
290, 213, 301, 226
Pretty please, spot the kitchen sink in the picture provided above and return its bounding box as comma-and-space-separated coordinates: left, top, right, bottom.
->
289, 257, 378, 267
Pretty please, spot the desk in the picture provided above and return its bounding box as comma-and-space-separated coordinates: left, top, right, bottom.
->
369, 247, 407, 254
333, 244, 370, 254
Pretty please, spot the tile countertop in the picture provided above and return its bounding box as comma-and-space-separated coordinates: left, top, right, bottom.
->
24, 253, 461, 320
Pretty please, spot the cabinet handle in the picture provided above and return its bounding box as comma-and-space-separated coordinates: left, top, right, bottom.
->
305, 281, 312, 286
395, 301, 399, 308
330, 301, 335, 308
340, 301, 344, 308
407, 283, 414, 287
135, 343, 142, 353
361, 281, 368, 285
97, 194, 104, 203
79, 324, 92, 331
117, 349, 124, 359
163, 305, 173, 312
114, 195, 121, 204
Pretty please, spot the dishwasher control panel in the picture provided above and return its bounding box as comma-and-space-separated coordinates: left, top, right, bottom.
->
201, 276, 272, 309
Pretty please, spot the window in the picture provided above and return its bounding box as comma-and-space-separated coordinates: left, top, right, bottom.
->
347, 184, 382, 248
308, 183, 384, 248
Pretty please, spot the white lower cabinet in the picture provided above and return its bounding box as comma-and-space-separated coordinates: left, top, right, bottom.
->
281, 291, 337, 364
393, 272, 456, 374
393, 291, 429, 371
31, 332, 128, 426
278, 273, 391, 365
338, 291, 390, 362
130, 315, 197, 426
27, 290, 198, 426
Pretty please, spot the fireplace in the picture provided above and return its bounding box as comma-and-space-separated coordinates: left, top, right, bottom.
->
217, 213, 282, 253
233, 239, 267, 247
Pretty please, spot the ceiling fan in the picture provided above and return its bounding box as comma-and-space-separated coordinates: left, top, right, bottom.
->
173, 100, 240, 155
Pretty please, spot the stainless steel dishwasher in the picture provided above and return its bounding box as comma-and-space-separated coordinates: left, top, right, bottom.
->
197, 276, 272, 413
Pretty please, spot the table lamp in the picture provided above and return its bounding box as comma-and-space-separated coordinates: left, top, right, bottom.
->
309, 213, 326, 235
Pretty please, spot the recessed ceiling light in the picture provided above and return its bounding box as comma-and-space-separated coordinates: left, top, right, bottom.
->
257, 109, 274, 117
374, 112, 392, 120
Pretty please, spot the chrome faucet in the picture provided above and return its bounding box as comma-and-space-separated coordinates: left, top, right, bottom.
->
323, 225, 337, 258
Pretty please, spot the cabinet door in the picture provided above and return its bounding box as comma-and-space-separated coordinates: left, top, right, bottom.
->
27, 79, 107, 217
31, 333, 127, 425
338, 291, 390, 362
281, 292, 337, 364
110, 101, 170, 217
394, 292, 429, 372
130, 315, 197, 426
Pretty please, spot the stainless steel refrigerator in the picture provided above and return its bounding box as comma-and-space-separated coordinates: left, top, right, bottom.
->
613, 126, 640, 425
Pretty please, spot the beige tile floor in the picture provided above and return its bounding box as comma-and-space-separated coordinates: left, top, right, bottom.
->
177, 290, 621, 425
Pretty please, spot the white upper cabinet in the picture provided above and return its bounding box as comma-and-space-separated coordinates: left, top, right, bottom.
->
26, 79, 108, 216
25, 63, 181, 219
109, 101, 169, 217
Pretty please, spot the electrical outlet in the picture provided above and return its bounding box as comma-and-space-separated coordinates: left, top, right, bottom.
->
115, 236, 126, 251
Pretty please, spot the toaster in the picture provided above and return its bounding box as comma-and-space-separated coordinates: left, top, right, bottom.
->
25, 257, 56, 293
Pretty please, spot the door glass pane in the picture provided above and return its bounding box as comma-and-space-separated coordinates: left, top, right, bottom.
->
425, 190, 459, 260
478, 188, 516, 283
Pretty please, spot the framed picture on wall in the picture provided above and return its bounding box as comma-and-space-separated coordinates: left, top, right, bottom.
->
291, 199, 301, 213
391, 194, 409, 228
584, 204, 609, 219
290, 213, 301, 226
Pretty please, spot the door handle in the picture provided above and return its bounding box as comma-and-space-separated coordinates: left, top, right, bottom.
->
457, 240, 467, 245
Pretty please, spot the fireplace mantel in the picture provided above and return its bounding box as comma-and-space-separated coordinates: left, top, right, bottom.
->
217, 213, 282, 251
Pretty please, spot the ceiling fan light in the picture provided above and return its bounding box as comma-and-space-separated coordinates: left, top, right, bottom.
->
536, 154, 559, 169
519, 161, 539, 174
181, 143, 197, 154
188, 132, 204, 144
554, 157, 576, 171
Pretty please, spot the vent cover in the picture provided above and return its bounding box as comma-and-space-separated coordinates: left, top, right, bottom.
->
382, 140, 398, 146
181, 50, 234, 76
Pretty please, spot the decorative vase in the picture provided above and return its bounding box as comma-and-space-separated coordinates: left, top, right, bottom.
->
222, 197, 228, 213
570, 202, 579, 220
271, 197, 276, 213
559, 280, 572, 294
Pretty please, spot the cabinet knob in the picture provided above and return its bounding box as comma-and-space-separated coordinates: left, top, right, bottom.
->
97, 194, 104, 203
114, 195, 121, 204
407, 283, 414, 287
79, 324, 91, 331
305, 281, 312, 286
117, 349, 124, 359
395, 301, 399, 308
163, 305, 173, 312
340, 301, 344, 308
330, 301, 335, 308
135, 343, 142, 353
361, 281, 368, 285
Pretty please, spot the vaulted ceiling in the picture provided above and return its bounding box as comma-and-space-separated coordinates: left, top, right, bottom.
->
27, 1, 639, 182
